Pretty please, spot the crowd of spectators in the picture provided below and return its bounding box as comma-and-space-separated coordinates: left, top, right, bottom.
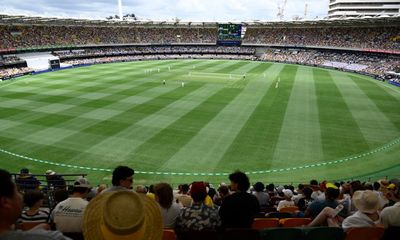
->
0, 55, 24, 66
54, 46, 256, 65
1, 46, 398, 82
260, 48, 400, 79
1, 46, 398, 84
1, 24, 399, 51
54, 46, 255, 59
0, 67, 33, 79
0, 25, 217, 49
0, 23, 398, 84
1, 166, 399, 239
244, 26, 400, 51
0, 21, 398, 82
62, 54, 255, 66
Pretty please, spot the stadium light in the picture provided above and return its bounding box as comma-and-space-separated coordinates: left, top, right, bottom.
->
118, 0, 123, 21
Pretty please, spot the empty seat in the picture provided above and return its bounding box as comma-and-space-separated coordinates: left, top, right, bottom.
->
163, 229, 176, 240
260, 227, 303, 240
303, 227, 345, 240
222, 228, 260, 240
252, 218, 280, 230
280, 218, 312, 227
345, 227, 384, 240
177, 230, 219, 240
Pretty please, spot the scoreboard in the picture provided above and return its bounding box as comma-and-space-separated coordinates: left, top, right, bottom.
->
217, 24, 242, 46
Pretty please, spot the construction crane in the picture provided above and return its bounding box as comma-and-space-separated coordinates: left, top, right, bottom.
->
277, 0, 288, 20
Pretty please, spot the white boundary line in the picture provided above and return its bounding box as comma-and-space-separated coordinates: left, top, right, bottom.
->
1, 136, 399, 176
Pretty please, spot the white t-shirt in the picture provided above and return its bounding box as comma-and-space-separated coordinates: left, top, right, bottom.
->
342, 211, 380, 231
159, 202, 182, 228
380, 202, 400, 228
51, 197, 88, 232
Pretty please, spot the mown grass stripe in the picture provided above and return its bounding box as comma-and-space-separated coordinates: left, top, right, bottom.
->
247, 62, 273, 74
330, 71, 399, 145
49, 82, 206, 162
215, 63, 291, 171
272, 66, 323, 166
214, 61, 249, 73
124, 87, 244, 170
314, 68, 370, 161
350, 75, 400, 132
199, 60, 234, 72
83, 84, 224, 163
230, 61, 258, 74
1, 60, 399, 184
161, 63, 273, 172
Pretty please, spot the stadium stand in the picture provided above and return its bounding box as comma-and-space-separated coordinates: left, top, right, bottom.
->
0, 13, 400, 239
0, 15, 399, 84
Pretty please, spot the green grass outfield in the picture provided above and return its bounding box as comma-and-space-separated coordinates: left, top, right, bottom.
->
0, 59, 399, 186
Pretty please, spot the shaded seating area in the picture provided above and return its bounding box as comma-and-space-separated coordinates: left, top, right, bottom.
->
175, 230, 220, 240
163, 227, 347, 240
222, 228, 260, 240
260, 228, 304, 240
381, 226, 400, 240
303, 227, 345, 240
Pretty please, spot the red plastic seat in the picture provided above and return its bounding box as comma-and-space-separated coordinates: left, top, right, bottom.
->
163, 228, 176, 240
252, 218, 280, 230
280, 218, 312, 227
345, 227, 384, 240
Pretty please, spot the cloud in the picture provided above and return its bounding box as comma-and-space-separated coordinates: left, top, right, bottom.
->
0, 0, 329, 21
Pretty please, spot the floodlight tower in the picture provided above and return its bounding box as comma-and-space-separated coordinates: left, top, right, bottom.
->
118, 0, 123, 21
277, 0, 288, 20
304, 0, 308, 19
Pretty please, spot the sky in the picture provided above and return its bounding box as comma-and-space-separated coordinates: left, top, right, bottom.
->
0, 0, 330, 22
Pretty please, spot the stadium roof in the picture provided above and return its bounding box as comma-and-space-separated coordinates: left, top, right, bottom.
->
1, 14, 400, 28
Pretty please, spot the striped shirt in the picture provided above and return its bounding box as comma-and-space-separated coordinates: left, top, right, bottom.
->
18, 208, 50, 224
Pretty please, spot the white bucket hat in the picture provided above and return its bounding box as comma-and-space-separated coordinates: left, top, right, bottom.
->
352, 190, 380, 214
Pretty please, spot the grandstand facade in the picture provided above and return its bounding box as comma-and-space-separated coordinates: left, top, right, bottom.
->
328, 0, 400, 18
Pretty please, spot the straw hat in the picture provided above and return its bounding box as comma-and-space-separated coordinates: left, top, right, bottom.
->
83, 191, 163, 240
352, 190, 380, 214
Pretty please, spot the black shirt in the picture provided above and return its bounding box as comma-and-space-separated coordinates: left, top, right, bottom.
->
219, 191, 260, 229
